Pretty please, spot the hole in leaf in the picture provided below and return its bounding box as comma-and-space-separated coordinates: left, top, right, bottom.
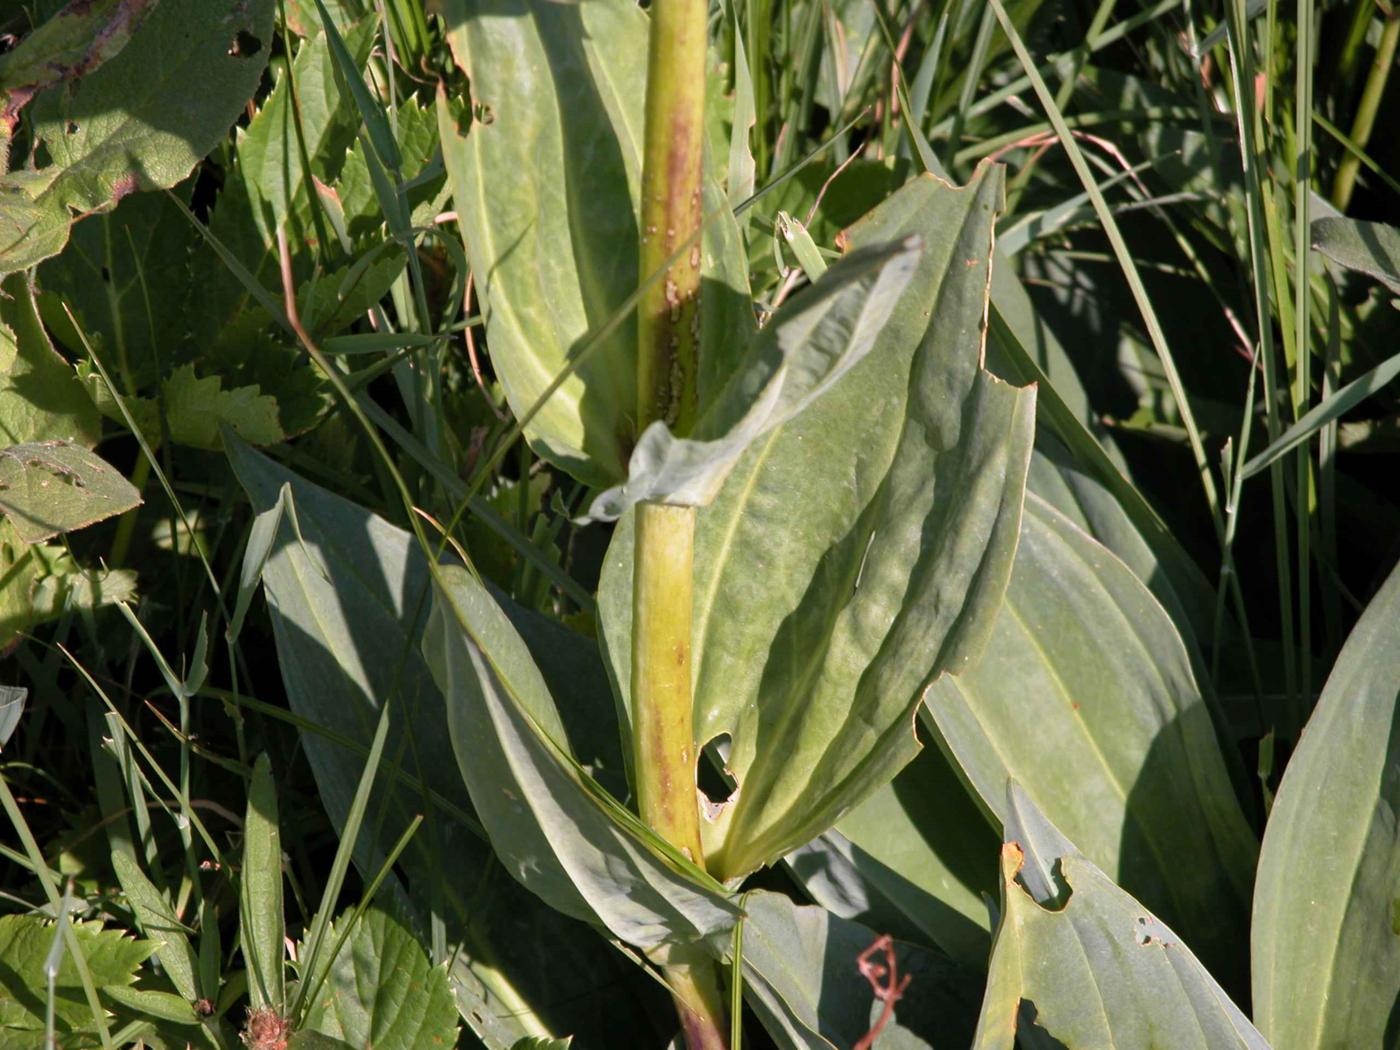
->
227, 30, 262, 58
698, 733, 737, 817
1015, 1000, 1070, 1049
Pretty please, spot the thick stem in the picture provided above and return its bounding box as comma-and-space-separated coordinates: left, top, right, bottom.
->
631, 502, 705, 865
632, 503, 728, 1048
636, 0, 707, 435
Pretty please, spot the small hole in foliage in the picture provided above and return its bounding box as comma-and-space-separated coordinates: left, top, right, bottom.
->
227, 30, 262, 58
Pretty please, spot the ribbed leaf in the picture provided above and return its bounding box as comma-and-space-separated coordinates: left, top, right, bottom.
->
971, 786, 1269, 1049
1251, 557, 1400, 1049
229, 440, 672, 1045
437, 0, 750, 485
242, 753, 285, 1011
785, 742, 998, 967
926, 494, 1256, 976
425, 564, 740, 952
588, 237, 919, 519
300, 907, 459, 1050
600, 167, 1036, 880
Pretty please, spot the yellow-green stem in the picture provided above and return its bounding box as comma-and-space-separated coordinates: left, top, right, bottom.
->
631, 501, 704, 865
631, 502, 728, 1048
1332, 8, 1399, 212
637, 0, 707, 435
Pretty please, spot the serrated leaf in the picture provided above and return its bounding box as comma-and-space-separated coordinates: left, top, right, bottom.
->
925, 493, 1256, 976
1251, 557, 1400, 1049
0, 276, 99, 447
734, 891, 980, 1050
1, 0, 275, 274
600, 167, 1036, 880
79, 362, 284, 449
971, 786, 1269, 1050
299, 907, 459, 1050
587, 237, 919, 519
425, 563, 741, 951
0, 913, 153, 1029
235, 18, 375, 248
0, 440, 141, 542
438, 0, 751, 485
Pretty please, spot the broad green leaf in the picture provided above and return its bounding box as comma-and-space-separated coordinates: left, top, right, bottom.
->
588, 237, 919, 519
1027, 438, 1214, 646
438, 0, 751, 485
436, 0, 644, 484
0, 277, 99, 447
300, 907, 459, 1050
0, 519, 137, 647
733, 891, 980, 1050
1251, 557, 1400, 1049
1311, 217, 1400, 289
600, 167, 1036, 880
786, 741, 998, 967
78, 362, 284, 449
972, 786, 1268, 1050
227, 440, 670, 1047
1, 0, 275, 274
242, 753, 286, 1011
36, 187, 200, 392
0, 0, 153, 105
0, 913, 152, 1030
0, 440, 141, 543
926, 493, 1256, 976
426, 563, 741, 951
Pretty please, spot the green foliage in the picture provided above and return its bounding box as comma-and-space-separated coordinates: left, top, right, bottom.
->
0, 913, 151, 1033
0, 0, 275, 274
1251, 557, 1400, 1048
2, 0, 1399, 1047
0, 440, 140, 542
972, 787, 1269, 1049
299, 907, 459, 1050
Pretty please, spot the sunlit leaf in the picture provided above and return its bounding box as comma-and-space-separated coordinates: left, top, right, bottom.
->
926, 494, 1256, 976
0, 440, 141, 542
1252, 557, 1400, 1049
600, 167, 1036, 880
971, 786, 1269, 1050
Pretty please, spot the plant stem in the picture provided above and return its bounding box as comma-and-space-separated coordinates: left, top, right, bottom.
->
1331, 7, 1399, 212
632, 502, 728, 1047
631, 501, 704, 864
636, 0, 707, 435
635, 4, 728, 1044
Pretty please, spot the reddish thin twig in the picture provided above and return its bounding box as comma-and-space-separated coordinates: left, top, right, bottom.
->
853, 934, 912, 1050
